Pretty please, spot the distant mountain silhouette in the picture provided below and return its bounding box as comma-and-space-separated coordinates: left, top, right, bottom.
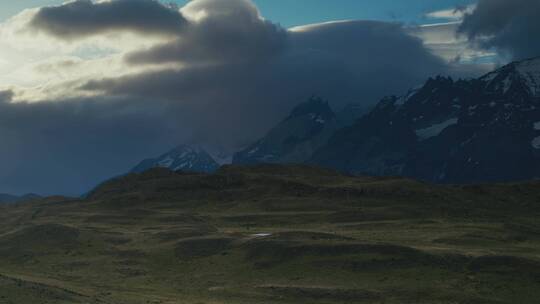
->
0, 193, 41, 204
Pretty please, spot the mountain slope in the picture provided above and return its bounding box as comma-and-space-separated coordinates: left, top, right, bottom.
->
233, 97, 339, 165
311, 57, 540, 183
131, 145, 219, 173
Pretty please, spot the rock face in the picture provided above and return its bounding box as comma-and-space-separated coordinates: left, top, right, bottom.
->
233, 97, 339, 165
131, 145, 220, 174
311, 57, 540, 183
335, 103, 371, 127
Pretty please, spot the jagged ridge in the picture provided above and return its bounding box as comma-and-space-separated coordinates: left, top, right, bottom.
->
311, 57, 540, 183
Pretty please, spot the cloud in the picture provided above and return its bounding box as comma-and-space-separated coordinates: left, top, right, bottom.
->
408, 22, 496, 65
426, 5, 476, 21
0, 89, 13, 101
127, 0, 287, 65
458, 0, 540, 60
94, 19, 450, 107
83, 20, 450, 149
29, 0, 186, 40
0, 95, 187, 196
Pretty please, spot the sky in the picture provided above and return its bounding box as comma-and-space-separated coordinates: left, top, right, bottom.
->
1, 0, 477, 25
0, 0, 538, 196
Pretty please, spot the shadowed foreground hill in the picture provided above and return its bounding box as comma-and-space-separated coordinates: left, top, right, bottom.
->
1, 165, 540, 303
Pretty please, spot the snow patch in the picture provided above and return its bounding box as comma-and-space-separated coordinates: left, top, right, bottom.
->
396, 88, 419, 106
533, 137, 540, 149
252, 233, 272, 238
158, 156, 174, 167
502, 77, 512, 93
415, 118, 458, 140
309, 113, 326, 124
516, 58, 540, 96
248, 147, 260, 155
534, 121, 540, 131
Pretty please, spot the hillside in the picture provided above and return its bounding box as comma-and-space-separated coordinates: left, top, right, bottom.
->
0, 165, 540, 303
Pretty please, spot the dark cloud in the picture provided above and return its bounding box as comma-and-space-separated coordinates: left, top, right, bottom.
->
127, 0, 287, 65
0, 96, 187, 196
30, 0, 186, 39
76, 21, 451, 192
0, 90, 14, 102
459, 0, 540, 60
84, 19, 450, 150
4, 0, 485, 195
94, 20, 450, 109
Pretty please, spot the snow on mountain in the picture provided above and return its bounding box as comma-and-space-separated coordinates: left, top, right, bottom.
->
481, 57, 540, 98
131, 145, 219, 174
533, 137, 540, 150
415, 118, 458, 141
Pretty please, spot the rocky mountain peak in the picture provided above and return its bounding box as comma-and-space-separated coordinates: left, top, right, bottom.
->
233, 96, 338, 165
131, 144, 219, 174
286, 96, 335, 122
481, 56, 540, 100
311, 56, 540, 184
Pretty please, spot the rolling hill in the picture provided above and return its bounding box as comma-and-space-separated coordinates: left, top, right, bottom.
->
0, 164, 539, 303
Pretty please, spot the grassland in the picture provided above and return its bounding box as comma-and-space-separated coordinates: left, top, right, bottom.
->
1, 164, 540, 303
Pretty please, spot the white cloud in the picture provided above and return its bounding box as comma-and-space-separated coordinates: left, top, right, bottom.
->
289, 20, 355, 33
0, 5, 177, 101
418, 5, 494, 63
408, 21, 496, 65
426, 5, 476, 21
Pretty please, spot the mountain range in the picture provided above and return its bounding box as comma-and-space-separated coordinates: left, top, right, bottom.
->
131, 57, 540, 184
312, 57, 540, 183
132, 98, 367, 175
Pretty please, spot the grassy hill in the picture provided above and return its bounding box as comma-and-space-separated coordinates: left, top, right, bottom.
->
1, 164, 540, 303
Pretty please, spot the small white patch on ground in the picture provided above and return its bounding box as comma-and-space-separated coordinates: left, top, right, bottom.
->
534, 121, 540, 130
252, 233, 272, 238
